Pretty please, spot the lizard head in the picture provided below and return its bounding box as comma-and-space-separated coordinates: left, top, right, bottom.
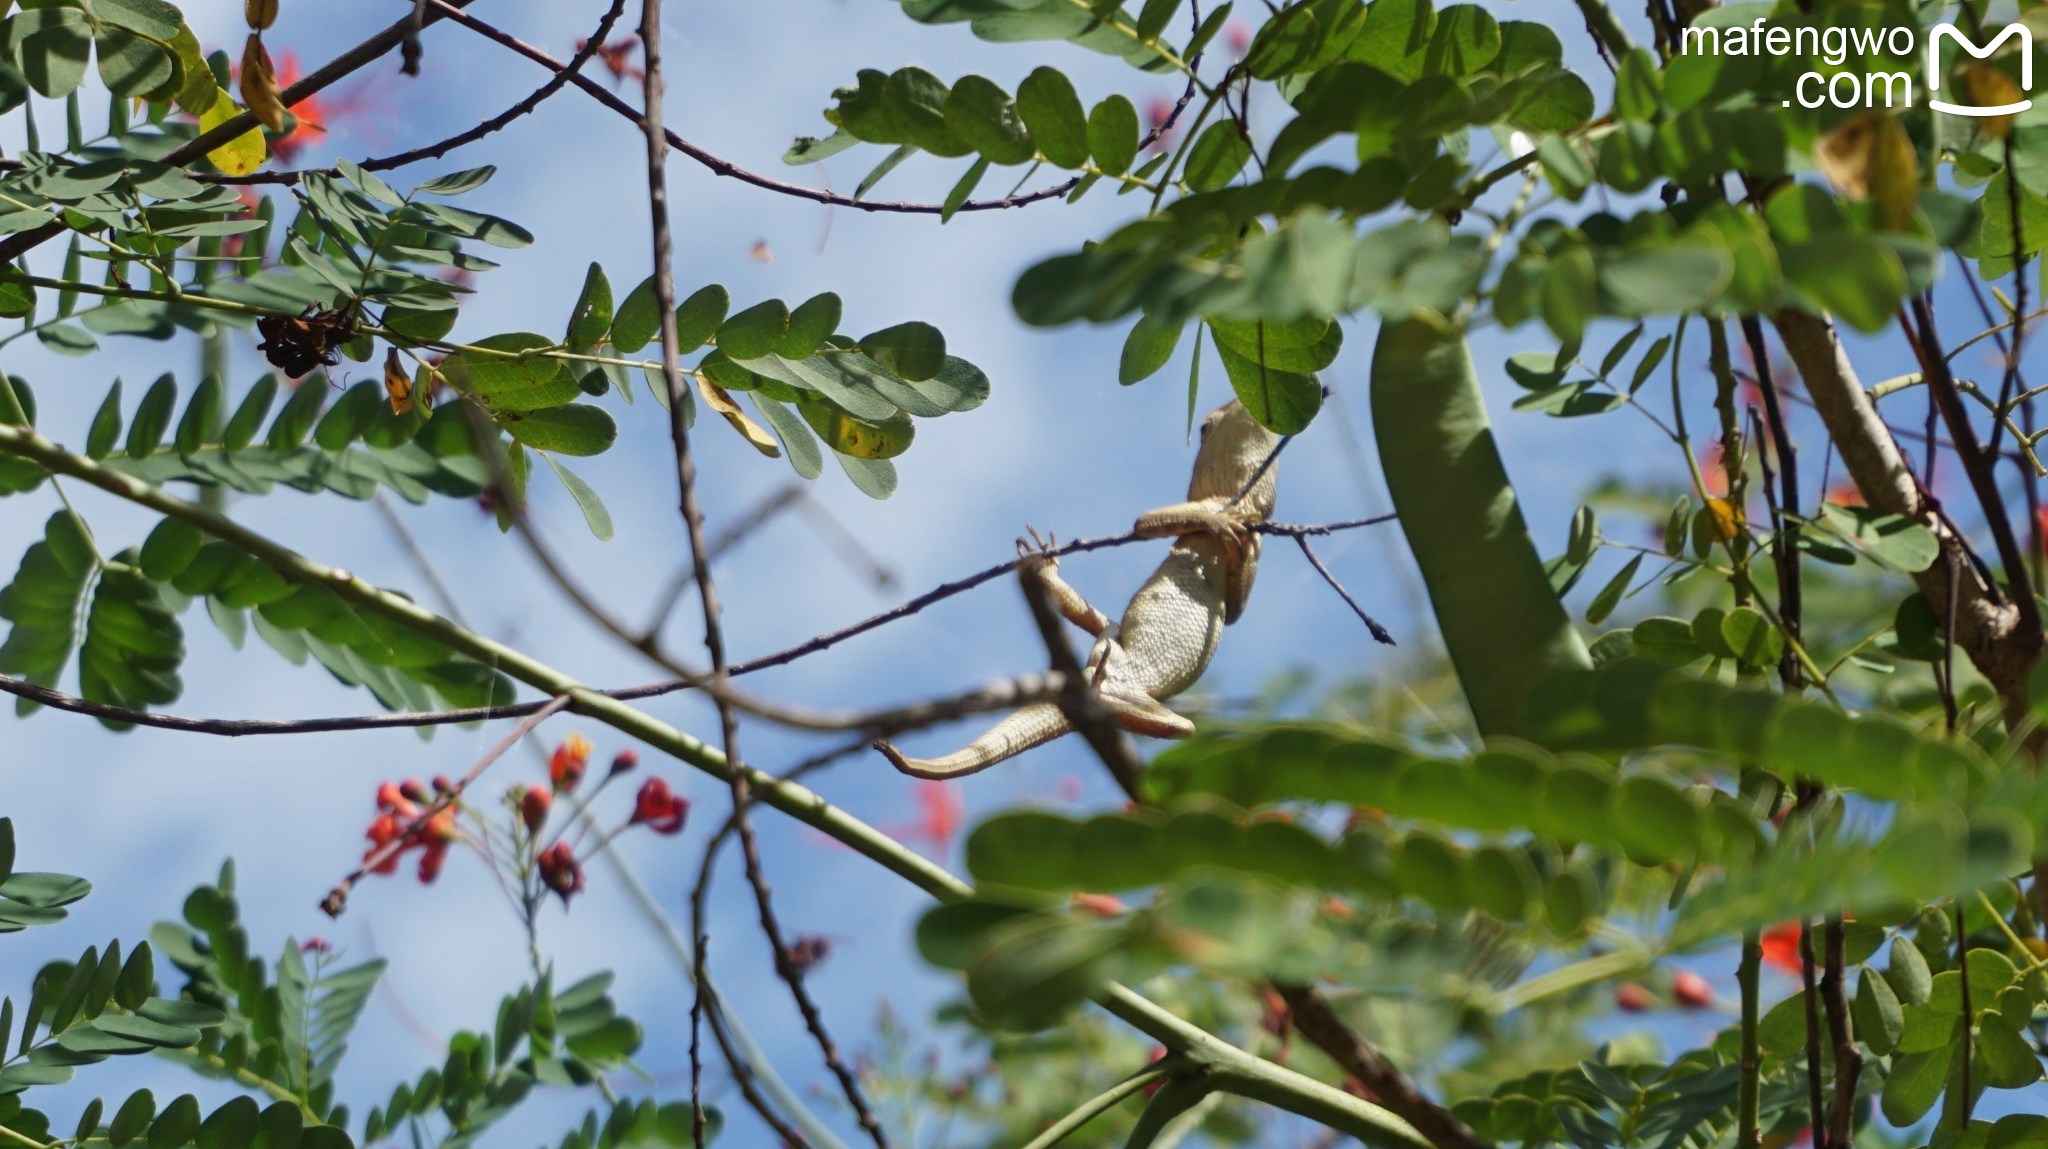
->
1189, 398, 1281, 515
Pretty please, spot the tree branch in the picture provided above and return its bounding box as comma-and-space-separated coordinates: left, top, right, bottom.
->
1773, 310, 2041, 723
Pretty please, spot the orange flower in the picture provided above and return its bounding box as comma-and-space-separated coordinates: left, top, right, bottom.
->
362, 783, 458, 884
550, 733, 592, 792
519, 785, 551, 833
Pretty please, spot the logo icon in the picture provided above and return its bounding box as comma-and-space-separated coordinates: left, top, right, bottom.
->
1927, 22, 2033, 116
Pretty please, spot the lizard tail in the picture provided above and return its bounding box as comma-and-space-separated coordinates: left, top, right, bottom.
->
873, 703, 1072, 779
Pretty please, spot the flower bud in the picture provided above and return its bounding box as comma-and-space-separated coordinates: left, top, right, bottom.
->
520, 785, 551, 833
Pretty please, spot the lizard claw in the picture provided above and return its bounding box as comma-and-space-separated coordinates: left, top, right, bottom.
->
1017, 525, 1060, 576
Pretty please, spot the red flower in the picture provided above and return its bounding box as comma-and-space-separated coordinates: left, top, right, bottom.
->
362, 787, 457, 884
299, 936, 331, 954
1759, 923, 1804, 974
609, 748, 639, 776
1225, 20, 1252, 56
537, 841, 583, 904
519, 785, 551, 834
914, 781, 961, 850
1615, 983, 1652, 1012
550, 733, 592, 792
631, 778, 689, 834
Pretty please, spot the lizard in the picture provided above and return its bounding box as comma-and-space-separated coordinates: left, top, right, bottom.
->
875, 398, 1280, 779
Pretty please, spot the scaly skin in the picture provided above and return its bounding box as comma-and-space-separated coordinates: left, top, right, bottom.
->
877, 400, 1280, 779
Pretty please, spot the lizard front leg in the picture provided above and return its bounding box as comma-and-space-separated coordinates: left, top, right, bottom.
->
1134, 497, 1253, 565
1019, 527, 1113, 637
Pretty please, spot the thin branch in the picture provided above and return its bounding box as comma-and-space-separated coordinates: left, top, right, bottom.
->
1291, 535, 1395, 645
425, 0, 1197, 218
320, 693, 571, 916
211, 0, 628, 186
1797, 916, 1827, 1149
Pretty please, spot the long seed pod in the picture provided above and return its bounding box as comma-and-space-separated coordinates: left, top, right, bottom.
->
239, 35, 285, 132
1371, 315, 1591, 739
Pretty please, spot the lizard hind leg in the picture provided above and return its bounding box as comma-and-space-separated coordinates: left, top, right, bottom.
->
874, 703, 1074, 780
1099, 688, 1197, 739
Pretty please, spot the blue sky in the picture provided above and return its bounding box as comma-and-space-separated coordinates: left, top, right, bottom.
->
3, 0, 2029, 1145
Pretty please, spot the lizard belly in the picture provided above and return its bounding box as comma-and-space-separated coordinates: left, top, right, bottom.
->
1105, 542, 1229, 700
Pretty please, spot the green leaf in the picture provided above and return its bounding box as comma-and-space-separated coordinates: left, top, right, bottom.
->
778, 292, 842, 360
414, 165, 495, 195
0, 275, 33, 319
111, 1091, 155, 1148
174, 375, 220, 456
566, 263, 613, 348
220, 375, 277, 452
1087, 95, 1139, 177
149, 1094, 201, 1149
749, 395, 823, 480
85, 381, 123, 459
1015, 66, 1089, 167
1584, 554, 1640, 626
500, 405, 617, 457
941, 156, 989, 221
127, 374, 176, 459
540, 454, 612, 542
944, 74, 1034, 165
1184, 120, 1250, 192
717, 299, 789, 360
859, 322, 946, 382
1215, 337, 1321, 434
139, 519, 203, 582
855, 145, 915, 199
414, 202, 532, 248
265, 376, 326, 451
1120, 313, 1183, 385
94, 26, 174, 98
611, 276, 660, 354
1881, 1046, 1953, 1127
1782, 236, 1906, 334
0, 513, 96, 701
673, 284, 730, 354
455, 335, 578, 411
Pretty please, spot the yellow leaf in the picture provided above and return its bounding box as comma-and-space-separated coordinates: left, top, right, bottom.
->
799, 401, 915, 459
694, 375, 780, 457
1706, 496, 1743, 541
1815, 112, 1917, 231
1965, 64, 2024, 139
197, 94, 266, 177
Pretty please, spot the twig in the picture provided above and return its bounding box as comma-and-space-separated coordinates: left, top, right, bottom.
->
213, 0, 628, 186
319, 693, 571, 916
1736, 925, 1762, 1149
1740, 317, 1802, 688
426, 0, 1197, 218
633, 5, 887, 1140
1291, 536, 1394, 645
0, 518, 1397, 737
